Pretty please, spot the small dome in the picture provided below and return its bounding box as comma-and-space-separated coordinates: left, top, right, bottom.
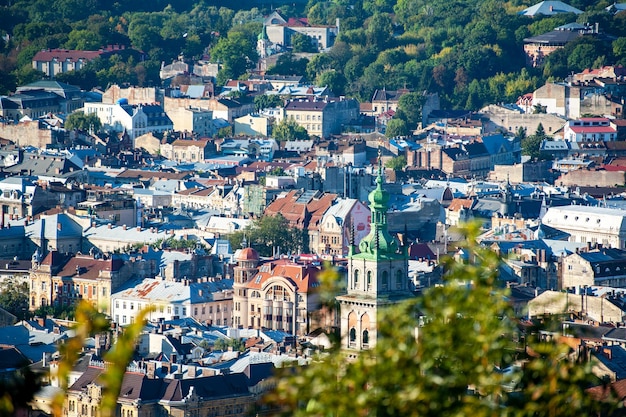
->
237, 247, 259, 261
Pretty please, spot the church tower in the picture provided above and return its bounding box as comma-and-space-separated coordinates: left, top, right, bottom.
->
232, 240, 259, 328
337, 153, 412, 351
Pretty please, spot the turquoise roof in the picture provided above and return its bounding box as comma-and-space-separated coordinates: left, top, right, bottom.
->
351, 154, 405, 261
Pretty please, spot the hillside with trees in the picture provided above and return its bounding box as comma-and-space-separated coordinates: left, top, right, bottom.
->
1, 0, 626, 110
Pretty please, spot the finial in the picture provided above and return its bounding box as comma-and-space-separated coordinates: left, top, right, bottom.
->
377, 148, 383, 179
241, 235, 248, 249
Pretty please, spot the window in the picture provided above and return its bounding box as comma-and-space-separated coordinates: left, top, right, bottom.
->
367, 271, 372, 290
382, 271, 388, 291
122, 316, 127, 324
182, 307, 187, 316
115, 301, 119, 309
349, 328, 356, 345
363, 329, 369, 346
396, 270, 403, 289
353, 270, 359, 289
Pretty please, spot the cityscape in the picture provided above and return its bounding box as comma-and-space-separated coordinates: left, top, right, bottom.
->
1, 0, 626, 415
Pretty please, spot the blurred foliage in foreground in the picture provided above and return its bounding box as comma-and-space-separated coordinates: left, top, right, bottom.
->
265, 222, 620, 416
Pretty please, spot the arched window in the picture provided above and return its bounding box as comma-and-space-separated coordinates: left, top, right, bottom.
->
353, 270, 359, 289
349, 328, 356, 347
382, 271, 388, 291
362, 329, 369, 346
366, 271, 372, 290
396, 270, 403, 289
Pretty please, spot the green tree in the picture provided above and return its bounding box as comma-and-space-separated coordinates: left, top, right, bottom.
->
265, 223, 615, 416
211, 31, 257, 85
266, 53, 309, 77
316, 70, 346, 96
396, 92, 425, 129
228, 214, 304, 257
0, 279, 29, 321
292, 33, 318, 53
384, 155, 406, 171
273, 118, 309, 141
385, 118, 409, 138
65, 111, 102, 132
254, 94, 284, 111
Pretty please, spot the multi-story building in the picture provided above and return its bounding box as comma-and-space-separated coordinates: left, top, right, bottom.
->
77, 188, 137, 227
263, 11, 339, 51
111, 276, 233, 326
310, 198, 371, 256
232, 252, 321, 335
284, 97, 359, 138
560, 248, 626, 289
28, 251, 147, 314
84, 102, 173, 140
563, 117, 618, 142
32, 46, 133, 78
167, 107, 216, 136
64, 365, 255, 417
542, 205, 626, 250
336, 160, 413, 351
159, 138, 213, 163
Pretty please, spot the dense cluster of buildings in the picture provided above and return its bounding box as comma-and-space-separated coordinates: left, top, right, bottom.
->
2, 0, 626, 414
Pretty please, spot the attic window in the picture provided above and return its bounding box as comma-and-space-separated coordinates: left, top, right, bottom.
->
564, 215, 568, 220
255, 275, 262, 283
597, 219, 601, 223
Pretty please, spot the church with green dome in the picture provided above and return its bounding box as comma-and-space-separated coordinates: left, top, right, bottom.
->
336, 154, 413, 351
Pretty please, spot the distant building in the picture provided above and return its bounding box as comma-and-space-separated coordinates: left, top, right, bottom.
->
32, 45, 133, 78
85, 102, 173, 140
284, 97, 358, 138
542, 205, 626, 249
263, 11, 339, 52
232, 249, 321, 335
160, 138, 213, 163
523, 23, 592, 67
111, 276, 233, 325
518, 1, 583, 17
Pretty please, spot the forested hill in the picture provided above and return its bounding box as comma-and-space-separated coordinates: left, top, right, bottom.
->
0, 0, 625, 110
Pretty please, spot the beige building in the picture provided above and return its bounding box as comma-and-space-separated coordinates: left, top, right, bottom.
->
101, 85, 161, 105
542, 205, 626, 250
232, 251, 321, 336
29, 251, 146, 314
167, 107, 215, 136
234, 114, 271, 136
160, 139, 212, 163
528, 290, 624, 323
63, 366, 255, 417
284, 97, 359, 138
163, 97, 253, 123
133, 132, 161, 155
0, 121, 58, 148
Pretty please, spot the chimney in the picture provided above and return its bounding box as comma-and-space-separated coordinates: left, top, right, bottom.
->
108, 224, 112, 229
146, 362, 156, 379
123, 225, 127, 230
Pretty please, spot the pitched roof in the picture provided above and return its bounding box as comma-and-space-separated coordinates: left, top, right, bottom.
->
246, 259, 319, 293
518, 1, 583, 16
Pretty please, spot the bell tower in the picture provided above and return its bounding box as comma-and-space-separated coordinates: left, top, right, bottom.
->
232, 239, 259, 328
337, 152, 412, 351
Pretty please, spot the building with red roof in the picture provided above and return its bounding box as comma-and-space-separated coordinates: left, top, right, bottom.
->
232, 247, 322, 335
32, 45, 135, 78
564, 117, 617, 142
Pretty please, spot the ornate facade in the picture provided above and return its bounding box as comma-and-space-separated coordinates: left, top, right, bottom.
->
336, 156, 413, 351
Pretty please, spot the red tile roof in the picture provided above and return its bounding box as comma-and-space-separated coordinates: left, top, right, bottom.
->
568, 126, 616, 134
246, 259, 319, 293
